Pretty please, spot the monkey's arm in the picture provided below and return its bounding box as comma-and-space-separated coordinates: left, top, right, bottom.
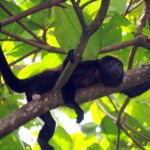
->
122, 81, 150, 98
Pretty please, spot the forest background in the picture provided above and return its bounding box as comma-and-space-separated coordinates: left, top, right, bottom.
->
0, 0, 150, 150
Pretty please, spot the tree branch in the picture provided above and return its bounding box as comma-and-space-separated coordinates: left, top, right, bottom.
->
87, 0, 110, 35
0, 29, 64, 54
54, 0, 110, 91
100, 35, 150, 54
0, 0, 65, 27
0, 3, 44, 43
0, 63, 150, 138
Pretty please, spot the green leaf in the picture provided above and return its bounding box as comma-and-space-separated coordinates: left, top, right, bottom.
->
90, 101, 104, 124
28, 8, 52, 29
54, 4, 102, 59
109, 0, 127, 14
42, 52, 62, 68
54, 4, 81, 52
0, 134, 25, 150
0, 1, 24, 38
81, 122, 97, 135
18, 63, 43, 78
87, 143, 102, 150
128, 98, 150, 132
50, 126, 73, 150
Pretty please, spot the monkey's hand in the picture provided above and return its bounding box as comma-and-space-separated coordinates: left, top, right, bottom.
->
67, 49, 75, 64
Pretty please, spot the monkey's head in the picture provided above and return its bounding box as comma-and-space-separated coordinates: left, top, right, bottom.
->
98, 56, 124, 87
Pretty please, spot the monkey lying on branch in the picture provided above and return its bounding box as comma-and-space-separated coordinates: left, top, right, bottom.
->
0, 47, 149, 150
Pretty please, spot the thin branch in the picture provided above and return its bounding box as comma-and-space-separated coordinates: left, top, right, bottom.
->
0, 0, 65, 27
0, 29, 64, 54
100, 39, 137, 54
124, 0, 133, 16
100, 35, 150, 54
108, 96, 118, 113
71, 0, 87, 33
121, 125, 146, 150
116, 97, 130, 127
96, 100, 117, 121
0, 3, 44, 43
0, 39, 18, 41
128, 45, 138, 70
9, 48, 41, 66
124, 122, 150, 141
54, 0, 109, 93
128, 0, 144, 13
87, 0, 110, 35
116, 128, 121, 150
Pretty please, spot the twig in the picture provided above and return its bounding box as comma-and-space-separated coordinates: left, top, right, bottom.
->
108, 96, 118, 113
121, 125, 146, 150
116, 97, 130, 127
116, 128, 121, 150
127, 0, 144, 13
124, 0, 133, 16
124, 122, 150, 141
0, 3, 44, 43
0, 29, 64, 54
128, 45, 138, 70
71, 0, 87, 33
0, 0, 65, 26
9, 48, 41, 66
96, 100, 117, 121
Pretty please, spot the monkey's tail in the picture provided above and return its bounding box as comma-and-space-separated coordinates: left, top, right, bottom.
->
0, 46, 25, 93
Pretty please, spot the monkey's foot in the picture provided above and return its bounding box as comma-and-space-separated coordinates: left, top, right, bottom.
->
76, 111, 84, 123
32, 93, 41, 101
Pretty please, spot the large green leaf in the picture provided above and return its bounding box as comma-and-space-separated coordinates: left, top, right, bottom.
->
54, 4, 102, 59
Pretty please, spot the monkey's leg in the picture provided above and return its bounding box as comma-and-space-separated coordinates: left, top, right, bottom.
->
62, 79, 84, 123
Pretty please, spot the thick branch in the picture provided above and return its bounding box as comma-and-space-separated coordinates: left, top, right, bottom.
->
0, 63, 150, 138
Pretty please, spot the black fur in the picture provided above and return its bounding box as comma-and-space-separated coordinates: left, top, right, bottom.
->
122, 81, 150, 98
0, 47, 124, 150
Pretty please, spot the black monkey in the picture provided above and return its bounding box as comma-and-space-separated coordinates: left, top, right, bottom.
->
0, 47, 124, 150
62, 50, 124, 124
0, 46, 60, 150
62, 50, 125, 123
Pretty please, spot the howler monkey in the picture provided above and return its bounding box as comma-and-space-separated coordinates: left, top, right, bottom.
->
0, 47, 124, 150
